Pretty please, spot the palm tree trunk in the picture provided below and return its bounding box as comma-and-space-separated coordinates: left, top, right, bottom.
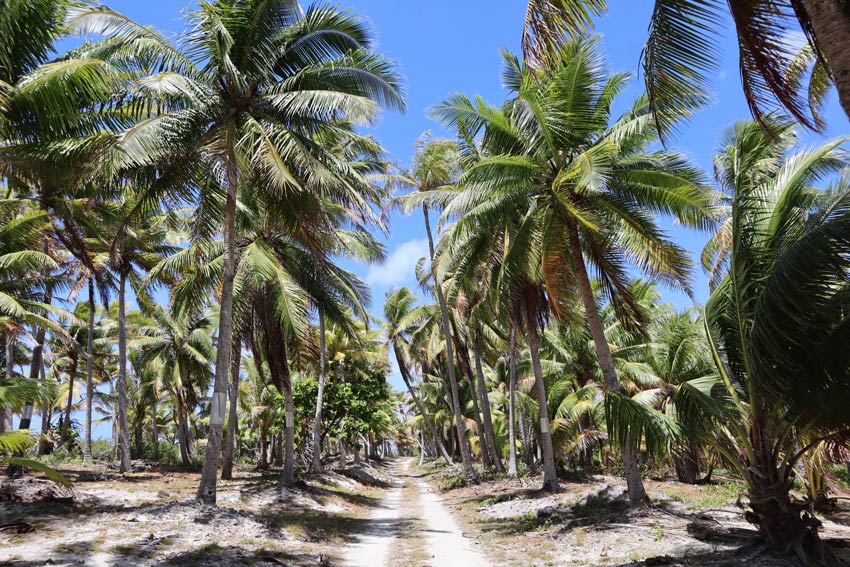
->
258, 430, 269, 469
116, 271, 133, 473
1, 332, 13, 433
197, 142, 239, 504
18, 320, 47, 433
393, 343, 453, 465
566, 222, 648, 507
746, 416, 816, 558
34, 328, 50, 455
522, 290, 559, 491
311, 313, 327, 473
473, 332, 505, 472
61, 354, 77, 446
454, 328, 492, 470
802, 0, 850, 121
507, 326, 519, 476
281, 341, 296, 488
175, 388, 190, 466
221, 336, 242, 480
423, 204, 477, 483
82, 277, 95, 463
151, 392, 158, 446
274, 431, 284, 467
517, 397, 534, 467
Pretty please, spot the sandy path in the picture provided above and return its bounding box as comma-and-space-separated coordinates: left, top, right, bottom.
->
417, 477, 491, 567
342, 465, 402, 567
343, 460, 490, 567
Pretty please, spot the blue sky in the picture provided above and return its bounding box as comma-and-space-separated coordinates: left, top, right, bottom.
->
43, 1, 848, 437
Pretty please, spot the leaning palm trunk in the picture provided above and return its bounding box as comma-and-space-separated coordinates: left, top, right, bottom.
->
197, 150, 239, 504
423, 204, 477, 482
567, 223, 649, 507
393, 343, 453, 465
310, 313, 327, 473
522, 291, 559, 492
507, 326, 519, 476
82, 277, 95, 463
457, 340, 492, 470
221, 337, 242, 481
116, 272, 133, 473
473, 334, 505, 472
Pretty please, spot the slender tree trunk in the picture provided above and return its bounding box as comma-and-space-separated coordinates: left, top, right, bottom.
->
82, 277, 95, 463
61, 354, 77, 446
9, 319, 47, 475
25, 272, 52, 458
517, 398, 534, 467
507, 326, 519, 476
450, 318, 492, 470
175, 388, 190, 466
424, 204, 477, 483
258, 431, 269, 469
274, 431, 284, 467
339, 440, 347, 468
151, 392, 158, 446
462, 344, 492, 469
1, 332, 13, 432
473, 333, 504, 472
566, 223, 648, 507
311, 313, 327, 473
19, 318, 47, 433
197, 140, 239, 504
393, 343, 452, 465
116, 272, 132, 473
222, 337, 242, 480
802, 0, 850, 121
281, 342, 296, 488
522, 291, 559, 491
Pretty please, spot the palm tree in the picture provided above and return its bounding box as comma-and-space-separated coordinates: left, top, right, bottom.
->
431, 38, 714, 501
99, 197, 176, 472
66, 0, 403, 503
384, 287, 453, 465
524, 0, 849, 136
701, 120, 850, 559
394, 135, 477, 482
136, 305, 215, 467
0, 199, 58, 432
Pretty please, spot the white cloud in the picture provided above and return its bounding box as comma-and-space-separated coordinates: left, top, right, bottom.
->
365, 238, 429, 288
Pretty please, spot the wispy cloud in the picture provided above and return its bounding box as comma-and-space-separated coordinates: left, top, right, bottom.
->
365, 238, 429, 288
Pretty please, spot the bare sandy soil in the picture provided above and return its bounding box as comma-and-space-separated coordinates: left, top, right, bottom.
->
0, 460, 393, 567
424, 466, 850, 567
5, 459, 850, 567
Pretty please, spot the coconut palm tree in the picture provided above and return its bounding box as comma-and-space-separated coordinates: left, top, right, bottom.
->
393, 135, 477, 482
136, 304, 215, 466
429, 38, 715, 501
65, 0, 403, 503
98, 197, 177, 472
701, 120, 850, 560
384, 287, 453, 465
